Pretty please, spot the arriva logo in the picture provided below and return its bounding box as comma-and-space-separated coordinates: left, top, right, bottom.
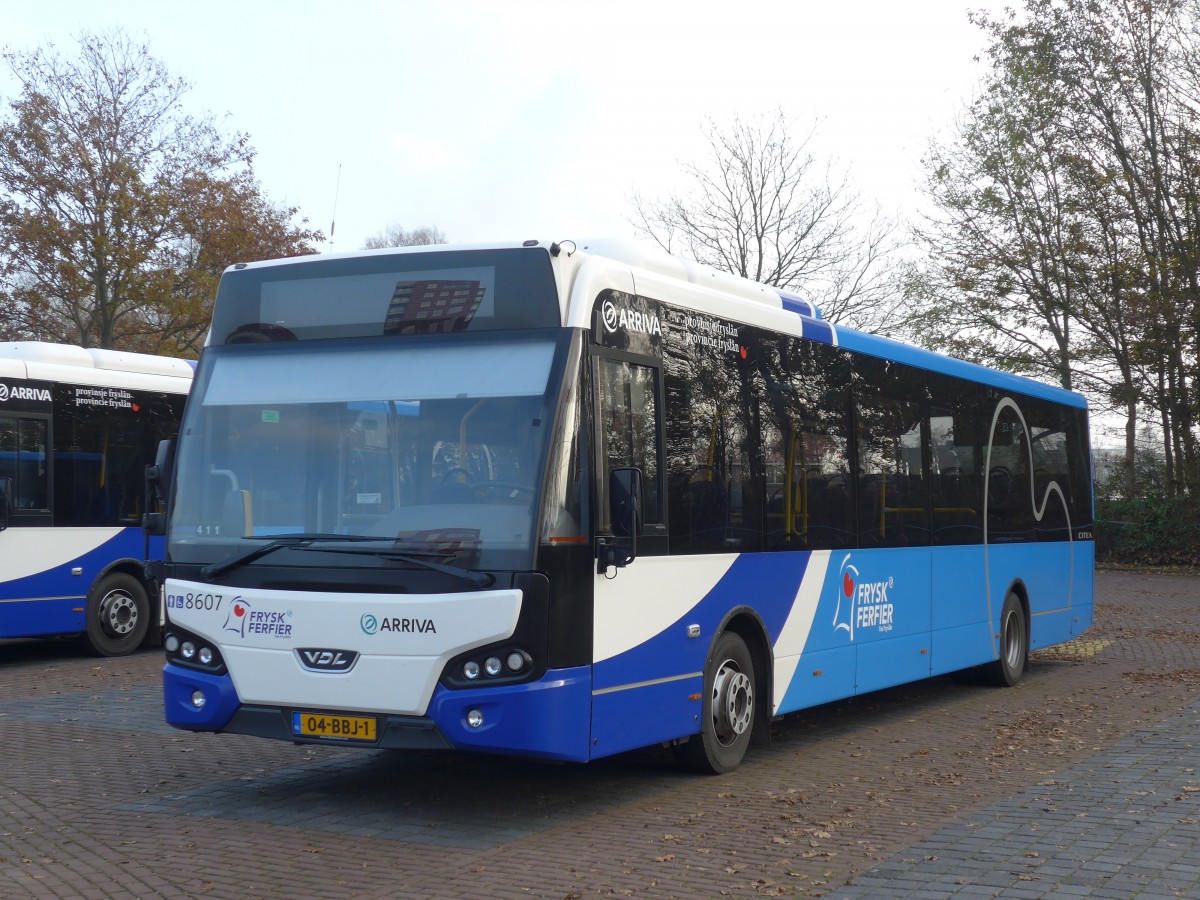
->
600, 298, 661, 337
360, 612, 438, 635
0, 383, 51, 403
832, 553, 895, 641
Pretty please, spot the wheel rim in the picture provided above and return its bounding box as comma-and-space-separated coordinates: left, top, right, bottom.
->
1002, 608, 1023, 669
711, 658, 753, 747
99, 589, 138, 638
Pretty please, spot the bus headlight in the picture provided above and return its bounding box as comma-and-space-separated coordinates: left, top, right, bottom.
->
444, 647, 536, 688
164, 628, 226, 674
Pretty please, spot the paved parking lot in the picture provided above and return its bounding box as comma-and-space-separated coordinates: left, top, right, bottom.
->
2, 570, 1198, 898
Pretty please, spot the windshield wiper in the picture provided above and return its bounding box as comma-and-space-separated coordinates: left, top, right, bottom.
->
199, 534, 378, 581
199, 534, 494, 588
310, 546, 495, 588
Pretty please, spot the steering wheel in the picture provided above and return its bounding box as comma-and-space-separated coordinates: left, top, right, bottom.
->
439, 467, 474, 486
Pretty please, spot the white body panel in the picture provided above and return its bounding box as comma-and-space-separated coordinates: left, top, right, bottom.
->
166, 579, 522, 715
0, 342, 193, 393
770, 550, 832, 711
0, 527, 124, 585
593, 554, 737, 663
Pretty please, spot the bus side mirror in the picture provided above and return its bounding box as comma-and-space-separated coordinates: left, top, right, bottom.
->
598, 467, 642, 573
0, 476, 12, 532
610, 467, 643, 539
143, 439, 174, 536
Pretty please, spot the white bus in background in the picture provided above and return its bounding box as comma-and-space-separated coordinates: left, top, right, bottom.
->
0, 342, 193, 655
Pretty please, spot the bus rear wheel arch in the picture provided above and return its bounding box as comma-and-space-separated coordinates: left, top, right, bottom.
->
983, 589, 1028, 687
673, 629, 759, 774
84, 571, 150, 657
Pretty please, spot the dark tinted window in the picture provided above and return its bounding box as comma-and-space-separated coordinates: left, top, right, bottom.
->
925, 377, 1089, 546
663, 310, 760, 554
53, 389, 184, 527
927, 374, 987, 545
0, 416, 49, 515
761, 340, 854, 551
1022, 398, 1080, 542
854, 358, 929, 547
596, 357, 662, 529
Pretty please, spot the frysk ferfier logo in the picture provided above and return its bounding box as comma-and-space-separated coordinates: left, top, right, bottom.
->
832, 553, 895, 641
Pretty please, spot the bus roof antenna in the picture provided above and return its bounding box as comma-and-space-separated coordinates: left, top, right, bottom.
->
328, 163, 342, 253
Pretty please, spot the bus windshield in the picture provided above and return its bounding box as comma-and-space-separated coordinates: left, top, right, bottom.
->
169, 334, 565, 572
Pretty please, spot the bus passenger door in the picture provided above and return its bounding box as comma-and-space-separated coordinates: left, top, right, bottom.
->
850, 360, 933, 695
590, 352, 698, 759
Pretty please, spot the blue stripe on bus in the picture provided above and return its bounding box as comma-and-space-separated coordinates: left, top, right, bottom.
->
589, 552, 814, 758
836, 329, 1087, 408
802, 318, 836, 346
592, 551, 813, 693
591, 540, 1090, 756
779, 294, 818, 318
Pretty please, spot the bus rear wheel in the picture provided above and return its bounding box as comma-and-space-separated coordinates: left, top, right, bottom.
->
674, 631, 756, 774
84, 573, 150, 657
984, 591, 1027, 687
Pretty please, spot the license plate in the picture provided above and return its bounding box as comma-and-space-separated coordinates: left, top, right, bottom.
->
291, 711, 377, 741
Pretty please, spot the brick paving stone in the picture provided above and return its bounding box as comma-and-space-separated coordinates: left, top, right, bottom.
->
2, 570, 1200, 898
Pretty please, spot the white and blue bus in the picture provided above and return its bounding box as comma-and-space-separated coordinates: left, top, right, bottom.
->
154, 239, 1093, 772
0, 343, 193, 656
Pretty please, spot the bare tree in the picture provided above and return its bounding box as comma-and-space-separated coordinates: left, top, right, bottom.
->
629, 111, 904, 331
362, 224, 447, 250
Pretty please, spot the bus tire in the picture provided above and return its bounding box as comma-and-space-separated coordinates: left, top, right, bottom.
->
984, 591, 1027, 687
673, 631, 755, 774
84, 572, 150, 657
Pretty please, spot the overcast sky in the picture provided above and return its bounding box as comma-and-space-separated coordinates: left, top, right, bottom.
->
3, 1, 1007, 252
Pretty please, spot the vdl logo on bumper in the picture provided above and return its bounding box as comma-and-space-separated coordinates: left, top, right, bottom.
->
296, 648, 359, 672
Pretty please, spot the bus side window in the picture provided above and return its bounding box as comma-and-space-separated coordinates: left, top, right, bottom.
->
0, 416, 49, 514
927, 374, 986, 545
854, 358, 929, 548
596, 357, 662, 531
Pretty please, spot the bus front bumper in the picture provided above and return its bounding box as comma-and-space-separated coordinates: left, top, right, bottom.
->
163, 662, 593, 762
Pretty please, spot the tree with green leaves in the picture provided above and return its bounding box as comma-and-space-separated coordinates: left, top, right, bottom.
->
911, 0, 1200, 504
0, 30, 321, 356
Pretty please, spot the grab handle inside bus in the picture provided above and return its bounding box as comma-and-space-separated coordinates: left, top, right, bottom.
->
599, 467, 642, 573
0, 476, 12, 531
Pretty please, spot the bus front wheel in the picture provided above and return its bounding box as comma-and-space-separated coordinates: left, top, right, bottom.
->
984, 591, 1028, 687
84, 573, 150, 657
674, 631, 756, 774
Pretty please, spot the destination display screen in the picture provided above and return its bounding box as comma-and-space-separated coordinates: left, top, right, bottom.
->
211, 247, 559, 344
